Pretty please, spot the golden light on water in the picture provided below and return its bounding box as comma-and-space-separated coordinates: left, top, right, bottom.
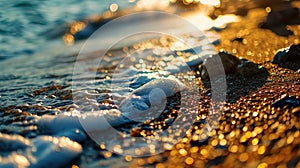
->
211, 139, 218, 146
185, 13, 213, 30
103, 151, 112, 158
258, 146, 266, 155
69, 21, 86, 34
62, 33, 74, 46
257, 162, 268, 168
239, 153, 249, 162
15, 155, 30, 167
137, 0, 169, 9
63, 21, 86, 45
252, 138, 259, 145
213, 14, 240, 29
190, 146, 199, 153
100, 143, 106, 149
183, 0, 194, 5
265, 7, 272, 13
185, 157, 194, 165
219, 139, 227, 146
286, 135, 294, 144
110, 3, 119, 12
179, 148, 188, 156
124, 155, 133, 162
229, 145, 238, 153
113, 145, 123, 154
199, 0, 220, 7
200, 149, 208, 157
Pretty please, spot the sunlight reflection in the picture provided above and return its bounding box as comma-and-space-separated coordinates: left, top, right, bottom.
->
213, 14, 240, 28
183, 0, 194, 5
199, 0, 220, 7
110, 3, 119, 12
185, 13, 213, 30
69, 21, 86, 34
137, 0, 170, 9
63, 33, 74, 46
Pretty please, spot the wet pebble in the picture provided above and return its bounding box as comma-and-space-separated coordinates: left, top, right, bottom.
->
133, 77, 186, 97
271, 95, 300, 108
200, 50, 266, 79
119, 77, 186, 121
165, 117, 174, 126
272, 44, 300, 65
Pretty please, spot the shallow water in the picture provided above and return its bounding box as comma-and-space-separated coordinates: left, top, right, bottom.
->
0, 33, 212, 168
0, 0, 133, 58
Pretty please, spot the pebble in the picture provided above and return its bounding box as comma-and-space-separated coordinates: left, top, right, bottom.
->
271, 95, 300, 108
119, 77, 186, 121
272, 44, 300, 65
200, 50, 266, 79
132, 77, 186, 97
165, 117, 174, 126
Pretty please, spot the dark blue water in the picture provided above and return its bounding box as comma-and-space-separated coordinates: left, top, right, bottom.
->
0, 0, 134, 59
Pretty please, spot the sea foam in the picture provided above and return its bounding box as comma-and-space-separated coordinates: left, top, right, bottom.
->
0, 133, 82, 168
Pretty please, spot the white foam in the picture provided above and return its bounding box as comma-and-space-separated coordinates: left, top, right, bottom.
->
55, 129, 87, 143
37, 112, 82, 134
30, 136, 82, 167
37, 109, 125, 135
0, 152, 30, 168
0, 134, 82, 168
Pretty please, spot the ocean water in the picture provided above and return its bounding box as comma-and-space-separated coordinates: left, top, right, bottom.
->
0, 0, 133, 58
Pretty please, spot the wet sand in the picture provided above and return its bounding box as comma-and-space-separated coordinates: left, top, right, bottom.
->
126, 2, 300, 168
